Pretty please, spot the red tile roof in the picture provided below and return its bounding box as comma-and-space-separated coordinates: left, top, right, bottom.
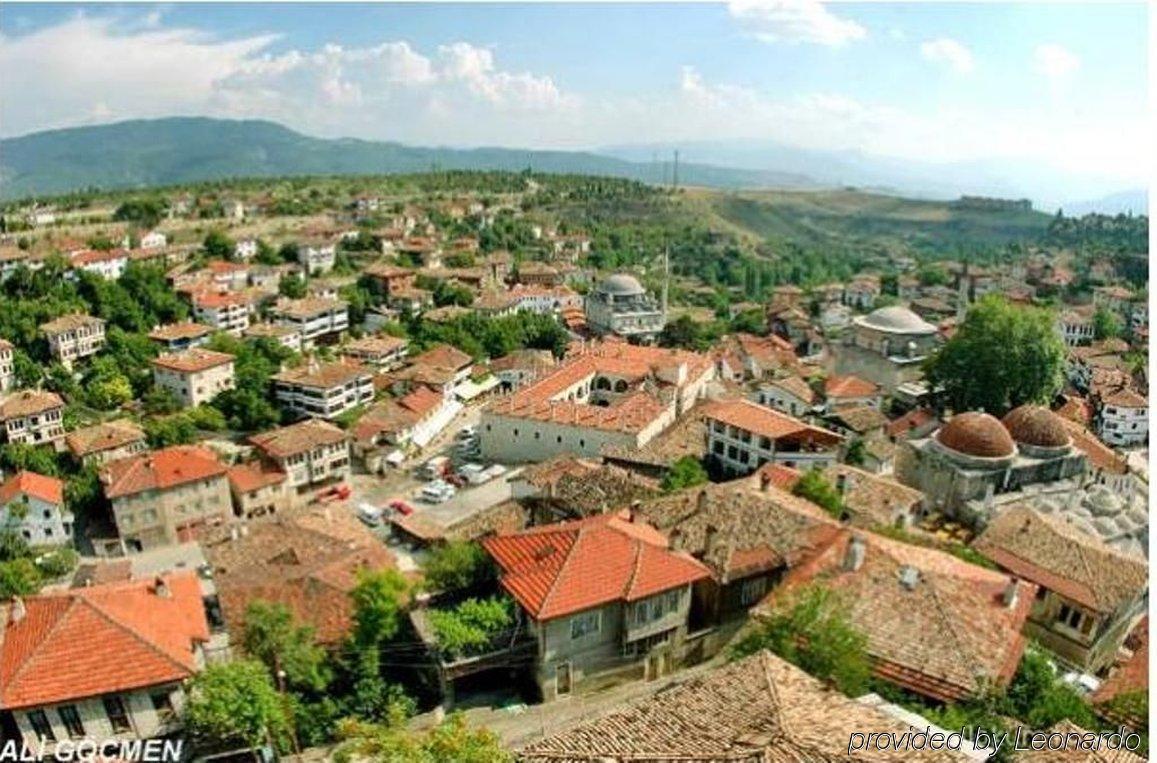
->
227, 461, 287, 494
0, 573, 209, 709
886, 408, 937, 439
483, 510, 710, 621
101, 446, 227, 499
824, 374, 879, 399
151, 348, 234, 373
0, 471, 64, 506
701, 398, 843, 447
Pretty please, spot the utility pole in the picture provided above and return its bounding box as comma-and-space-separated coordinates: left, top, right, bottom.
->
672, 149, 679, 190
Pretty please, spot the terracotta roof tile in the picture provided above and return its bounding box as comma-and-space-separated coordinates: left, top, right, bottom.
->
151, 348, 235, 373
825, 374, 880, 399
40, 313, 105, 335
0, 471, 64, 506
702, 398, 843, 447
250, 419, 348, 458
148, 322, 213, 342
65, 420, 146, 458
101, 445, 227, 499
0, 391, 65, 420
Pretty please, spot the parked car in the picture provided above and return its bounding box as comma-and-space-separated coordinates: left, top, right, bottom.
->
456, 425, 477, 441
356, 502, 384, 527
420, 456, 451, 480
420, 480, 456, 503
458, 463, 489, 485
481, 463, 508, 481
388, 498, 415, 516
315, 484, 351, 503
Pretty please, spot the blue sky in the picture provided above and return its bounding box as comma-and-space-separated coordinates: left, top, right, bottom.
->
0, 2, 1149, 192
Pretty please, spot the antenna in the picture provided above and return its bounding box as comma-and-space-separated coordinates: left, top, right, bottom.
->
662, 245, 670, 320
672, 150, 680, 190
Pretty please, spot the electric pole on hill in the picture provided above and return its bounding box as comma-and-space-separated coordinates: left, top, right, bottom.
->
672, 150, 679, 190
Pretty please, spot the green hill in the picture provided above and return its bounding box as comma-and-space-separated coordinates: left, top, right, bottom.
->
0, 117, 818, 200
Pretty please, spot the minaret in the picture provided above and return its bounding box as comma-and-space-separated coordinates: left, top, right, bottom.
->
956, 263, 970, 322
662, 246, 670, 320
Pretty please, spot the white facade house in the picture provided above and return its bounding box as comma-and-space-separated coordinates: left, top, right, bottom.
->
71, 249, 129, 281
250, 419, 351, 493
0, 339, 14, 393
139, 231, 168, 250
752, 376, 818, 419
703, 398, 843, 476
150, 349, 236, 409
0, 391, 66, 446
244, 322, 303, 352
1057, 309, 1095, 347
1098, 388, 1148, 447
298, 241, 337, 275
0, 471, 72, 546
192, 291, 251, 335
271, 361, 374, 420
272, 298, 349, 349
234, 238, 258, 260
41, 314, 107, 368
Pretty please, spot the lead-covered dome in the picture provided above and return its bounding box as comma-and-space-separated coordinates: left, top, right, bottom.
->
596, 273, 646, 296
855, 305, 936, 334
1001, 405, 1071, 449
935, 412, 1016, 459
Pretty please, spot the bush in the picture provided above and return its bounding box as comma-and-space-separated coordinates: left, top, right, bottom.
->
422, 542, 494, 593
428, 597, 514, 660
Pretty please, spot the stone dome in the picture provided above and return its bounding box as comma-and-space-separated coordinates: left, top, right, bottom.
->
596, 273, 646, 297
855, 305, 936, 334
1001, 405, 1071, 449
935, 412, 1017, 459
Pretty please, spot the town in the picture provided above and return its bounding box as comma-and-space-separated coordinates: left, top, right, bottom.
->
0, 168, 1147, 761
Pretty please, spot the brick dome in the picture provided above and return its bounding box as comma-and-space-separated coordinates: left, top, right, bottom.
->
1001, 405, 1071, 449
935, 412, 1016, 459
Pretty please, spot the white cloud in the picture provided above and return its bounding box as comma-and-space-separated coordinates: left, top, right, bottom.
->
727, 0, 866, 47
920, 38, 975, 74
1033, 43, 1080, 79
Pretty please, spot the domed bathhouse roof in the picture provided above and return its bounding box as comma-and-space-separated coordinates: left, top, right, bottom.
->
935, 412, 1017, 460
1001, 405, 1071, 450
595, 273, 646, 297
853, 305, 936, 335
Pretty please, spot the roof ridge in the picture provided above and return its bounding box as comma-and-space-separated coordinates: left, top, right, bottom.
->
80, 591, 196, 676
535, 525, 584, 618
758, 650, 797, 743
922, 577, 982, 689
623, 536, 646, 599
2, 597, 81, 701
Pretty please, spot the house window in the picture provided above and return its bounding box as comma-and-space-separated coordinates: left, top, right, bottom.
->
150, 691, 176, 723
27, 710, 55, 742
58, 705, 85, 738
570, 610, 601, 640
1057, 604, 1083, 630
103, 695, 132, 734
740, 577, 768, 606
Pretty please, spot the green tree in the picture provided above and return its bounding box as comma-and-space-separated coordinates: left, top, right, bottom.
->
924, 295, 1065, 415
731, 584, 871, 696
792, 468, 844, 519
204, 230, 236, 260
917, 263, 949, 286
0, 558, 41, 598
1093, 306, 1123, 341
242, 601, 331, 693
661, 456, 709, 492
845, 437, 867, 466
279, 273, 308, 299
1002, 648, 1098, 729
184, 660, 291, 750
422, 542, 494, 593
333, 714, 512, 763
350, 568, 409, 648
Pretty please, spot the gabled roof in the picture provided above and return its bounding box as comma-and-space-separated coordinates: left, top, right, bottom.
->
0, 391, 64, 420
771, 529, 1034, 702
519, 650, 970, 762
766, 374, 817, 404
40, 313, 105, 335
701, 398, 843, 447
0, 573, 209, 709
824, 374, 880, 399
482, 510, 710, 621
973, 506, 1147, 614
0, 471, 64, 506
101, 445, 226, 499
65, 419, 147, 458
151, 348, 234, 373
250, 418, 348, 458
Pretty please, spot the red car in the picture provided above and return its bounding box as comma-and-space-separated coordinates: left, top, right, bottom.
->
388, 499, 415, 516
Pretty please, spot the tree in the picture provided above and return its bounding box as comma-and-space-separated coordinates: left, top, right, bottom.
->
204, 230, 236, 260
792, 468, 844, 519
241, 601, 331, 693
924, 295, 1065, 415
422, 542, 494, 593
1002, 648, 1098, 729
185, 660, 290, 750
1093, 306, 1123, 340
333, 714, 512, 763
0, 558, 41, 599
279, 273, 307, 299
845, 437, 867, 466
917, 263, 949, 286
350, 568, 409, 649
731, 584, 871, 696
661, 456, 709, 492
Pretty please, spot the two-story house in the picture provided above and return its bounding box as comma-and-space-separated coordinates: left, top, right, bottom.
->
150, 348, 236, 409
249, 418, 351, 499
271, 298, 349, 349
702, 398, 843, 476
101, 446, 232, 553
0, 573, 210, 756
297, 240, 337, 275
0, 339, 14, 392
0, 390, 66, 446
191, 291, 251, 336
1096, 387, 1148, 447
147, 322, 214, 352
482, 510, 711, 701
70, 249, 129, 281
271, 360, 374, 420
64, 420, 148, 467
822, 374, 883, 412
974, 505, 1148, 674
41, 314, 106, 369
751, 375, 818, 418
0, 471, 72, 546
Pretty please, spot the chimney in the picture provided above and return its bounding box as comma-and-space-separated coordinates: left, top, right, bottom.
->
669, 528, 683, 551
1002, 577, 1019, 609
703, 525, 720, 557
154, 576, 171, 599
759, 470, 772, 493
696, 489, 708, 511
10, 597, 26, 624
628, 500, 642, 523
836, 472, 848, 494
843, 535, 866, 572
898, 565, 920, 591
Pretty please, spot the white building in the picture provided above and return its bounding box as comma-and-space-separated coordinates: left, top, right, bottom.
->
250, 418, 351, 494
70, 249, 129, 281
703, 398, 843, 476
752, 376, 818, 418
139, 231, 168, 250
584, 274, 667, 343
1097, 388, 1148, 447
150, 348, 236, 409
271, 360, 374, 420
234, 238, 258, 260
148, 322, 213, 353
0, 391, 66, 446
271, 298, 349, 349
298, 241, 337, 275
0, 339, 14, 393
192, 291, 251, 335
0, 471, 72, 546
244, 322, 303, 352
1056, 309, 1096, 347
40, 314, 107, 369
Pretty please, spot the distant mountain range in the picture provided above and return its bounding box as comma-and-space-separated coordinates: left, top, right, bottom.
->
0, 118, 818, 201
0, 118, 1146, 215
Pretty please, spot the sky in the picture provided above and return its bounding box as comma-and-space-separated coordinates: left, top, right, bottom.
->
0, 2, 1150, 194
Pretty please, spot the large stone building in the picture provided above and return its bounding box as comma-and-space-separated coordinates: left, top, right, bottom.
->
249, 418, 351, 498
101, 445, 232, 553
479, 341, 714, 463
150, 348, 236, 409
271, 360, 374, 420
41, 313, 107, 369
584, 274, 666, 343
829, 305, 939, 393
701, 399, 843, 476
894, 406, 1088, 526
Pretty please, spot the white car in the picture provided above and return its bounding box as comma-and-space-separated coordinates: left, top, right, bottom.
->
458, 463, 489, 485
456, 426, 478, 441
355, 502, 384, 527
420, 480, 456, 503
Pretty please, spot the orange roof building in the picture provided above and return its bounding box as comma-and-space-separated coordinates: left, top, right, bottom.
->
701, 398, 843, 476
0, 573, 210, 743
0, 471, 71, 547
